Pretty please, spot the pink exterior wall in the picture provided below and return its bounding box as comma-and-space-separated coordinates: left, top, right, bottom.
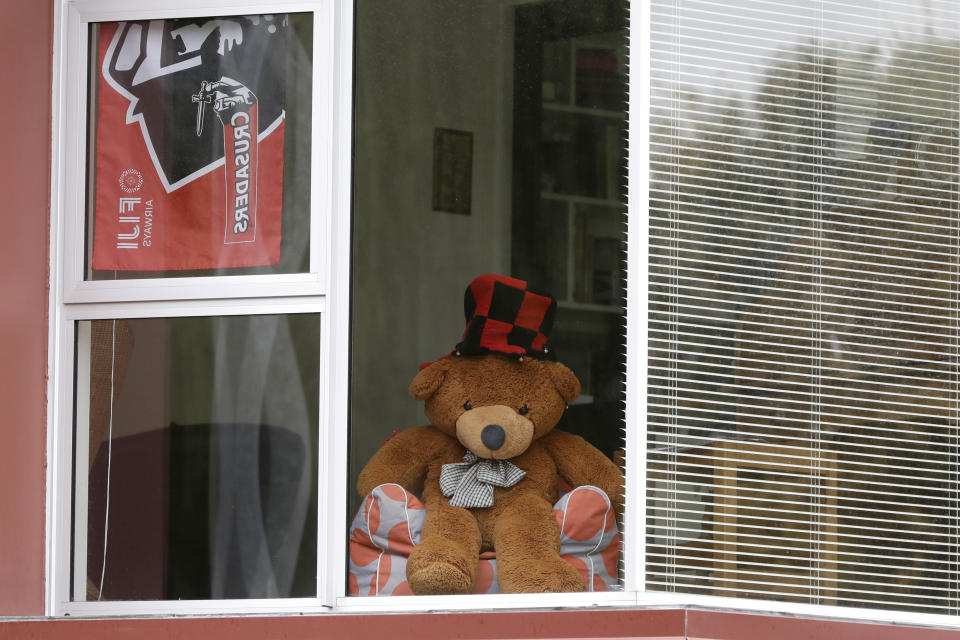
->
0, 0, 53, 617
0, 609, 688, 639
684, 610, 960, 640
2, 3, 960, 638
6, 608, 960, 639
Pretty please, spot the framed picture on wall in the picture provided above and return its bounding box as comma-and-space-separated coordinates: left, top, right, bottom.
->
432, 127, 473, 215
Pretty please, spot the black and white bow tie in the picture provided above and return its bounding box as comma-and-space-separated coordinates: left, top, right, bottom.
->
439, 451, 526, 508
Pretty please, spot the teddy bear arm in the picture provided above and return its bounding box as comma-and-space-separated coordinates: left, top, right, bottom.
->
356, 426, 454, 497
540, 430, 624, 515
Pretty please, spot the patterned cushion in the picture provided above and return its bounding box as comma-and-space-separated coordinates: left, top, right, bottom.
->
348, 483, 621, 596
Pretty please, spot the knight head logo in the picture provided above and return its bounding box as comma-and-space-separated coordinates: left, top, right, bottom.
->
101, 15, 287, 192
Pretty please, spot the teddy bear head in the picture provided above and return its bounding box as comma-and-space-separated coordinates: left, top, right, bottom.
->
409, 354, 580, 460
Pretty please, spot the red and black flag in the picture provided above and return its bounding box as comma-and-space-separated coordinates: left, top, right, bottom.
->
92, 15, 288, 271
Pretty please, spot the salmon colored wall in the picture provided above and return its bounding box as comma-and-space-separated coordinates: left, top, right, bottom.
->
0, 609, 690, 639
2, 2, 960, 637
0, 0, 53, 617
684, 610, 960, 640
7, 608, 960, 639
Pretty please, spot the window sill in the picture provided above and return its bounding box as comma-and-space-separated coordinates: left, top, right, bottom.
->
7, 604, 960, 640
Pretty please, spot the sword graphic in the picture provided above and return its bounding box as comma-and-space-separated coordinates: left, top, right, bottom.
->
191, 81, 215, 137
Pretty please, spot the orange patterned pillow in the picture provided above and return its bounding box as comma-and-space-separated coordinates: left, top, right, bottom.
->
348, 483, 621, 596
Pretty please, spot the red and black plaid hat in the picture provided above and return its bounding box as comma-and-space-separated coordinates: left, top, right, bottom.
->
419, 274, 558, 370
452, 273, 557, 359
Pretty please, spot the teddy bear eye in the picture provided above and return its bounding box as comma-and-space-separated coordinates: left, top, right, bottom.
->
463, 400, 472, 411
518, 404, 529, 415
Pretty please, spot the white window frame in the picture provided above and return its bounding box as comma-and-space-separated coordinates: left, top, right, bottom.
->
629, 0, 960, 632
46, 0, 352, 617
47, 0, 960, 629
327, 0, 960, 629
55, 0, 335, 304
48, 0, 646, 618
328, 0, 645, 614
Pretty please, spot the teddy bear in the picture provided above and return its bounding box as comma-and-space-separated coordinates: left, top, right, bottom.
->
357, 274, 624, 595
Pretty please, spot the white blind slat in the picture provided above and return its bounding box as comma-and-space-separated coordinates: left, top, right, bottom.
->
652, 257, 954, 296
651, 157, 957, 195
649, 397, 955, 431
673, 0, 957, 31
648, 503, 953, 537
649, 372, 955, 414
650, 144, 958, 186
648, 312, 953, 347
650, 293, 958, 331
650, 132, 959, 176
647, 417, 955, 454
653, 266, 955, 301
651, 32, 960, 74
647, 476, 955, 516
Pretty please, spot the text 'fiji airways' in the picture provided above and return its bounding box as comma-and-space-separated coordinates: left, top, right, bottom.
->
116, 196, 153, 249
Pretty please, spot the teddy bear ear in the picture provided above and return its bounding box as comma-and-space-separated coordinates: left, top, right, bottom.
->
409, 360, 449, 400
544, 361, 581, 402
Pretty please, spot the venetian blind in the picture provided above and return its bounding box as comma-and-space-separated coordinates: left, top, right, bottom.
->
646, 0, 960, 615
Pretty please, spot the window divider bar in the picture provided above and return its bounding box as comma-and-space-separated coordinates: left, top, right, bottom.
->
626, 0, 650, 595
72, 322, 92, 604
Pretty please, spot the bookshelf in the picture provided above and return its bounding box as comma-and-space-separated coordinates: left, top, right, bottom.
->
511, 0, 627, 457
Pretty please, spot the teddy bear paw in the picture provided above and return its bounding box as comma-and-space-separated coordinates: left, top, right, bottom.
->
407, 560, 474, 595
499, 556, 586, 593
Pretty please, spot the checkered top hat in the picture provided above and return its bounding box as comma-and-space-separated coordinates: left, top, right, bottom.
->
444, 274, 558, 364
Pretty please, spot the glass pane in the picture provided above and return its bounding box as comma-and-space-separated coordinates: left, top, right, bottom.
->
349, 0, 626, 596
648, 0, 960, 615
74, 314, 320, 601
84, 13, 313, 280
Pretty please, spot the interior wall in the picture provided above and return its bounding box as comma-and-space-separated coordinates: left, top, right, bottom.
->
108, 319, 167, 440
0, 0, 53, 616
350, 0, 514, 505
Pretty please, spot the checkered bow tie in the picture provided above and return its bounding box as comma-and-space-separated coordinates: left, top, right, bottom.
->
439, 451, 526, 508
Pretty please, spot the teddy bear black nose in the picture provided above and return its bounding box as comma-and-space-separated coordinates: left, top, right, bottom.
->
481, 424, 506, 450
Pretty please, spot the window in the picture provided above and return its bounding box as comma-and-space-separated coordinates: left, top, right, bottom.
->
48, 0, 342, 616
50, 0, 960, 627
51, 0, 634, 616
347, 0, 629, 598
647, 0, 960, 620
75, 314, 321, 601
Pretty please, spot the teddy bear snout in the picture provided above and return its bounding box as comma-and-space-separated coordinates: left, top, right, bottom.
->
455, 405, 534, 459
481, 424, 506, 450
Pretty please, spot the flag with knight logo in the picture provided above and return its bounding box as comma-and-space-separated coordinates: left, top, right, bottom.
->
92, 15, 288, 271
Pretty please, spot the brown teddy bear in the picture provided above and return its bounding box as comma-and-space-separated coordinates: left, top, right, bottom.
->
357, 274, 624, 595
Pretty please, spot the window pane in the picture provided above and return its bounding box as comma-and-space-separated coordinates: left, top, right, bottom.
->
73, 314, 320, 600
648, 0, 960, 615
349, 0, 626, 596
84, 13, 313, 280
